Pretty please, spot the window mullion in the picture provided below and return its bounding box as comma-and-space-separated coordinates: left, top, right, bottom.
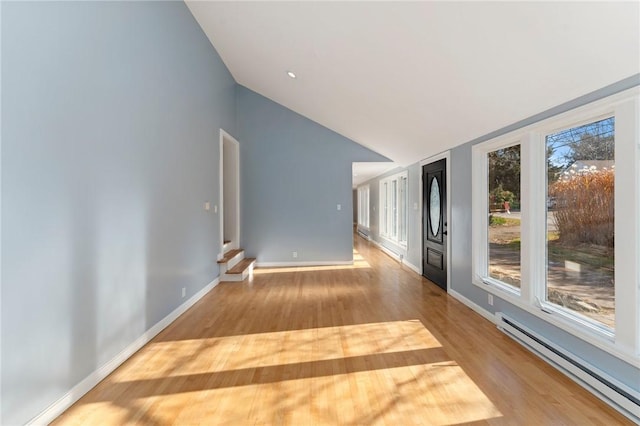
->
523, 132, 546, 305
613, 99, 639, 354
472, 145, 489, 282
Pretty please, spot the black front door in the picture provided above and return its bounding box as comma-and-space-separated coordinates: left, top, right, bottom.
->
423, 159, 447, 290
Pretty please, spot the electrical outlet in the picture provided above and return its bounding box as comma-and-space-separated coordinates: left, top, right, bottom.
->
337, 204, 341, 211
292, 251, 298, 258
204, 201, 211, 211
488, 294, 494, 306
182, 287, 186, 298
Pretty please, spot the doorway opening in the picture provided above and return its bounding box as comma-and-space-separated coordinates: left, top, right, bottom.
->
219, 129, 240, 256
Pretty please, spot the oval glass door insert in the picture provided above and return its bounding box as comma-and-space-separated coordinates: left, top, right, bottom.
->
429, 177, 440, 236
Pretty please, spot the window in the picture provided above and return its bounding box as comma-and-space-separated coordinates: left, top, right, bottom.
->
487, 144, 522, 290
380, 172, 408, 246
399, 175, 408, 243
546, 117, 615, 329
391, 179, 398, 239
381, 181, 388, 235
472, 88, 639, 362
357, 185, 370, 228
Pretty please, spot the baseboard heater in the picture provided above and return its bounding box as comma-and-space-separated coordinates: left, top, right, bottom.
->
495, 312, 640, 423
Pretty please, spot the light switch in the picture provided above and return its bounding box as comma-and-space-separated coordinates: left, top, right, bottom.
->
204, 202, 211, 211
214, 205, 218, 213
337, 204, 342, 211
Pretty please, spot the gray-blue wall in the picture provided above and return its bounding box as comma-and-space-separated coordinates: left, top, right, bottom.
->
1, 2, 235, 423
236, 85, 388, 264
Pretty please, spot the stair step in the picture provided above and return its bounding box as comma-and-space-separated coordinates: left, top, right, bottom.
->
217, 249, 243, 264
226, 258, 256, 274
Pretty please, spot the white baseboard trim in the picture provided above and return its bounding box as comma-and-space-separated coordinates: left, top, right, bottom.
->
370, 239, 401, 261
255, 260, 353, 268
368, 239, 420, 274
28, 277, 220, 425
402, 260, 421, 275
357, 232, 372, 241
449, 289, 497, 325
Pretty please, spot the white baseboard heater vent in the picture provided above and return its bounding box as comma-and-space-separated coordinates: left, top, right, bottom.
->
356, 229, 373, 242
495, 312, 640, 423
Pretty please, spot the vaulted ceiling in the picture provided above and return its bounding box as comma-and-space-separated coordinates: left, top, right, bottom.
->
186, 1, 639, 167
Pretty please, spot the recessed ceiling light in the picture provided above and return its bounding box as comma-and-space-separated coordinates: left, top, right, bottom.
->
287, 71, 296, 79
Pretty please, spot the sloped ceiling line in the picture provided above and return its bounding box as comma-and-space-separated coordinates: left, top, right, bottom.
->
186, 1, 639, 166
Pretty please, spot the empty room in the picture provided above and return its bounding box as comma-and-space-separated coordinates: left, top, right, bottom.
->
1, 1, 639, 425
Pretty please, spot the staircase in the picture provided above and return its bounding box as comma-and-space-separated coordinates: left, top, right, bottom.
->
218, 247, 256, 282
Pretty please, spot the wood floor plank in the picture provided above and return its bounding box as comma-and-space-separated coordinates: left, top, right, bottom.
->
53, 235, 632, 425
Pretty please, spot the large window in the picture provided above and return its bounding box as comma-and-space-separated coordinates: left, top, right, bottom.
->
546, 117, 615, 329
472, 88, 639, 362
380, 172, 408, 246
357, 185, 370, 228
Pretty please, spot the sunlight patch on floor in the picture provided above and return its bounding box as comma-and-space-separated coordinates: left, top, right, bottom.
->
253, 261, 371, 274
113, 320, 442, 381
253, 249, 371, 275
67, 320, 502, 425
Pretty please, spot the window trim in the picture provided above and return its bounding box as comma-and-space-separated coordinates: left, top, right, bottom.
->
471, 87, 639, 364
379, 171, 409, 247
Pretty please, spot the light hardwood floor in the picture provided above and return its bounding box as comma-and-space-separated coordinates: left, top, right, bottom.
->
54, 235, 631, 425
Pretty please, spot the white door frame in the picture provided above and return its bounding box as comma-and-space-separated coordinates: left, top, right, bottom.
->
419, 151, 451, 292
219, 129, 240, 256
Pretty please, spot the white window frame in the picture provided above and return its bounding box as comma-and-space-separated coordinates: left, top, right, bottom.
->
379, 171, 408, 247
472, 87, 639, 365
357, 185, 370, 229
473, 137, 524, 297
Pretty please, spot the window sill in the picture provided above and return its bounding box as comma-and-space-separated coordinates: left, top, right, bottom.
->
480, 276, 521, 297
472, 277, 638, 367
379, 235, 408, 251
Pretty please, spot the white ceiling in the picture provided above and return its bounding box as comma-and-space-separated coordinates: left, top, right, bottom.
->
352, 162, 399, 188
186, 1, 639, 167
